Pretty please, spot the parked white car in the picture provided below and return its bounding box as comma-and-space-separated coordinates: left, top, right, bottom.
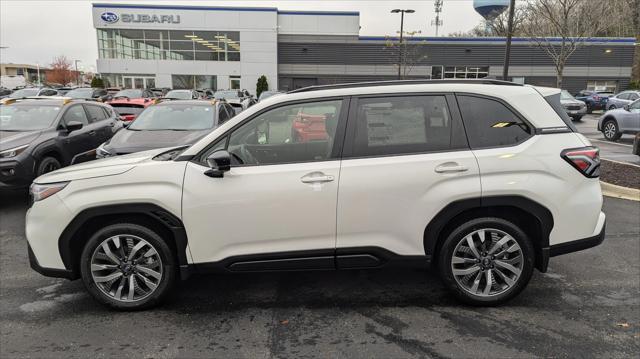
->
26, 80, 605, 310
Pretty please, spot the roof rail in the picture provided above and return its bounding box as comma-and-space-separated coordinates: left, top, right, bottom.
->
287, 79, 523, 94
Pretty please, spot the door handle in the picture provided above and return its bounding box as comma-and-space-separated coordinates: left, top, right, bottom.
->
435, 162, 468, 173
88, 130, 96, 135
301, 172, 335, 183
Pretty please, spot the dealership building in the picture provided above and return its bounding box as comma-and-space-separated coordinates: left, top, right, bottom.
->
92, 3, 637, 94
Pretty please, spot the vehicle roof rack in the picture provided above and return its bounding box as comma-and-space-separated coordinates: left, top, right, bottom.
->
287, 79, 523, 94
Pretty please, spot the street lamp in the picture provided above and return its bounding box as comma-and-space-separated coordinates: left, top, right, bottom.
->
74, 60, 81, 86
391, 9, 415, 79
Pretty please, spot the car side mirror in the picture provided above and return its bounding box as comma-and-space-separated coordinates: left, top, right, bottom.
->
65, 121, 83, 133
623, 105, 630, 111
204, 150, 231, 178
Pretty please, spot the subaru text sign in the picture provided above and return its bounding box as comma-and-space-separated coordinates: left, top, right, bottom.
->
100, 12, 119, 23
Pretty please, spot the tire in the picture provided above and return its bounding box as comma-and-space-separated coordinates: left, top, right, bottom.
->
571, 115, 583, 122
438, 217, 535, 306
80, 223, 176, 310
586, 103, 593, 114
602, 119, 622, 141
608, 105, 616, 111
36, 156, 61, 176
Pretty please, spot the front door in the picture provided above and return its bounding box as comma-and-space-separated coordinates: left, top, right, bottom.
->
182, 98, 347, 267
58, 104, 95, 164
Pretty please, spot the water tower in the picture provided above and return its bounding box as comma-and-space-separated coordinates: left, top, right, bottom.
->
473, 0, 509, 21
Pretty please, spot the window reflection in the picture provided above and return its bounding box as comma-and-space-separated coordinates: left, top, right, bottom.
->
97, 29, 240, 62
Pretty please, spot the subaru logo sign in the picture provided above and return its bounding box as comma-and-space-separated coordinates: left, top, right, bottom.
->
101, 12, 119, 23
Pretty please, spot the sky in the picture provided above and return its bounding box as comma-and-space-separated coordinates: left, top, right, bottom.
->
0, 0, 489, 72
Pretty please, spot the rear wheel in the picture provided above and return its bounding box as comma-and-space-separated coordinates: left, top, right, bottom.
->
80, 223, 176, 310
438, 217, 534, 306
602, 119, 622, 141
571, 115, 583, 122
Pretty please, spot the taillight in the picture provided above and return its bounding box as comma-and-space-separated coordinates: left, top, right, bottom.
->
593, 95, 600, 101
561, 146, 600, 178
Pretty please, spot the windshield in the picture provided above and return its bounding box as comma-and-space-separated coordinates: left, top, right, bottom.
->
214, 91, 240, 100
165, 90, 193, 100
10, 88, 40, 98
113, 89, 143, 98
129, 104, 215, 131
560, 90, 575, 100
0, 105, 60, 131
66, 88, 94, 98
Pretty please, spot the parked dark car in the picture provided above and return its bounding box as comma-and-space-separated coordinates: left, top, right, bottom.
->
65, 87, 111, 102
0, 98, 120, 189
574, 90, 614, 113
56, 87, 76, 96
7, 87, 58, 99
97, 100, 235, 157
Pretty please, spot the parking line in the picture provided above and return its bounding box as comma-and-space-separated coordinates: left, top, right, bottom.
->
588, 138, 633, 148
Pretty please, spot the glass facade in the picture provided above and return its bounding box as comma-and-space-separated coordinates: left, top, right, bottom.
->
172, 75, 217, 90
97, 29, 240, 61
442, 66, 489, 79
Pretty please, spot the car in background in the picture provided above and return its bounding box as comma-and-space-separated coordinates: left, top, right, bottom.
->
164, 89, 201, 100
0, 98, 119, 189
214, 90, 255, 115
7, 87, 58, 99
633, 133, 640, 156
97, 99, 235, 158
197, 89, 215, 99
65, 87, 111, 102
606, 90, 640, 110
107, 88, 157, 122
597, 99, 640, 141
105, 87, 122, 96
56, 87, 76, 96
258, 90, 283, 102
0, 87, 12, 99
149, 88, 171, 97
559, 90, 586, 121
574, 90, 614, 113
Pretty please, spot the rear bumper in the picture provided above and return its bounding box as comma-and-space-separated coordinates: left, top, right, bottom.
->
549, 221, 606, 257
28, 244, 77, 280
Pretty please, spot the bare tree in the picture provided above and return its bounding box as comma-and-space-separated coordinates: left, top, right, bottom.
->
384, 31, 428, 79
47, 56, 75, 85
523, 0, 610, 88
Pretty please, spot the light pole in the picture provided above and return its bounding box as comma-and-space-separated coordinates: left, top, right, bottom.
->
74, 60, 81, 86
502, 0, 516, 81
391, 9, 415, 80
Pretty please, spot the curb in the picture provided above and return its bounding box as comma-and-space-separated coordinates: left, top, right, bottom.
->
600, 181, 640, 202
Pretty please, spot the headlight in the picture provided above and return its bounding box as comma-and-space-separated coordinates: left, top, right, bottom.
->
96, 143, 113, 158
0, 144, 29, 158
30, 181, 69, 202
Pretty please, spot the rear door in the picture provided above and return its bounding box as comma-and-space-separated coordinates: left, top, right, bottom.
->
83, 104, 115, 145
336, 93, 480, 261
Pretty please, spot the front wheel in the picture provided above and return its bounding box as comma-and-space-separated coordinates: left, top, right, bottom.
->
36, 156, 61, 176
438, 217, 534, 306
602, 120, 622, 141
80, 223, 176, 310
586, 103, 593, 114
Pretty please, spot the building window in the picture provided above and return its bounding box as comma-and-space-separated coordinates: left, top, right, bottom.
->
431, 66, 443, 80
97, 29, 240, 62
172, 75, 217, 90
230, 76, 241, 89
587, 81, 617, 93
443, 66, 489, 79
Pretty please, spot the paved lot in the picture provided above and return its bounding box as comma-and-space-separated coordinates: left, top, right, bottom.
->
575, 114, 639, 165
0, 191, 638, 358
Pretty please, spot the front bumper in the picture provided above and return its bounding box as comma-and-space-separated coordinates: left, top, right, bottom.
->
0, 156, 36, 190
28, 244, 76, 279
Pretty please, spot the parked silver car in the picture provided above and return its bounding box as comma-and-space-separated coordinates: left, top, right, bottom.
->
598, 99, 640, 141
606, 90, 640, 110
560, 90, 586, 121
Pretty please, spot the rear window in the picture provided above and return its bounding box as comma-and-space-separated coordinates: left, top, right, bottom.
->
543, 93, 577, 132
457, 95, 532, 149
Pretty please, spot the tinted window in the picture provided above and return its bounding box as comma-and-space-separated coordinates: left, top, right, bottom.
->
458, 95, 532, 149
62, 105, 89, 125
628, 93, 639, 101
101, 107, 112, 118
225, 100, 343, 166
84, 105, 107, 123
40, 89, 58, 96
217, 105, 229, 125
351, 95, 453, 157
617, 93, 629, 100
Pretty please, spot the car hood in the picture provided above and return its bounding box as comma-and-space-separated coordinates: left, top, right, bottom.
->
602, 108, 628, 117
34, 148, 168, 184
105, 128, 211, 154
0, 130, 41, 151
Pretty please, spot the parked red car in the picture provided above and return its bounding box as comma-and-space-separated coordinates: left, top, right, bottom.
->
291, 112, 329, 142
107, 89, 156, 122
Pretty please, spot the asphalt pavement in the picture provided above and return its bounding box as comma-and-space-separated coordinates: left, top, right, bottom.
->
574, 113, 640, 166
0, 191, 638, 358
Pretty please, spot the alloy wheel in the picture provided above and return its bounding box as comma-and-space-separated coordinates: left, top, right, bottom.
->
604, 122, 617, 139
90, 234, 163, 302
451, 228, 523, 297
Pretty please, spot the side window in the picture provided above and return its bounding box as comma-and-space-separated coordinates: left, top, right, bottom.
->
629, 100, 640, 111
217, 105, 229, 125
457, 95, 532, 149
628, 93, 639, 101
101, 106, 112, 118
351, 95, 454, 157
224, 99, 343, 166
62, 105, 89, 126
618, 93, 629, 100
84, 105, 107, 123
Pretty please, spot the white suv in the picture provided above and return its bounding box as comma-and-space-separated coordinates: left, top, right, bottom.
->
26, 80, 605, 310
